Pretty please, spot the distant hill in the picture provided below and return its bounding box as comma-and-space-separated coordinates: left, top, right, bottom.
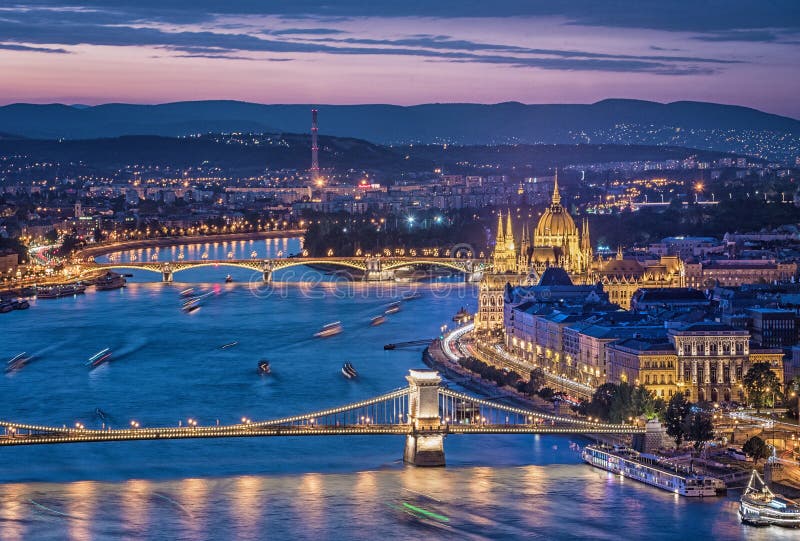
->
0, 100, 797, 148
0, 133, 741, 178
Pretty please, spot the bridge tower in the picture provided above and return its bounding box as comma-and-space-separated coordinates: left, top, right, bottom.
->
161, 263, 174, 283
404, 369, 446, 466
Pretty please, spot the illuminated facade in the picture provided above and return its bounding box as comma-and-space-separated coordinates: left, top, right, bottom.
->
474, 211, 529, 333
530, 173, 592, 277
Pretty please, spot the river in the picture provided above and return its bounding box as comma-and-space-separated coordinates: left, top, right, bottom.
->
0, 239, 786, 540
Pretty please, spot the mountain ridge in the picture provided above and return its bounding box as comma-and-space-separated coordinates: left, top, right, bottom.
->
0, 99, 797, 152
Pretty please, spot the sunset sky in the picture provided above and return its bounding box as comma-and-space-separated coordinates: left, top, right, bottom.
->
1, 1, 799, 117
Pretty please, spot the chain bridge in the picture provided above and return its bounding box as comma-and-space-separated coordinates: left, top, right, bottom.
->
0, 370, 642, 466
80, 256, 486, 283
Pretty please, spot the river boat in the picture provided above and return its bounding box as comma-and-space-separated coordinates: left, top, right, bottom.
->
452, 307, 472, 324
86, 348, 112, 368
385, 302, 401, 315
582, 445, 722, 497
37, 284, 86, 299
0, 302, 12, 313
179, 288, 195, 298
218, 341, 239, 350
5, 352, 31, 372
257, 360, 271, 374
225, 275, 233, 283
95, 272, 126, 291
314, 321, 343, 338
10, 299, 30, 310
370, 315, 387, 326
401, 292, 422, 301
342, 362, 358, 379
739, 470, 800, 527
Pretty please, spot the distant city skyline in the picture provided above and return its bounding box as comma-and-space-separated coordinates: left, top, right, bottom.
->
1, 1, 799, 118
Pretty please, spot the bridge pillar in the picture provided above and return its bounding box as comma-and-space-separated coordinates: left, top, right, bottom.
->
462, 260, 481, 282
364, 256, 391, 281
404, 369, 445, 466
261, 260, 274, 283
161, 264, 173, 283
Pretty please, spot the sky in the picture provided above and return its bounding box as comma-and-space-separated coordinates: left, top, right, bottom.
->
1, 1, 799, 117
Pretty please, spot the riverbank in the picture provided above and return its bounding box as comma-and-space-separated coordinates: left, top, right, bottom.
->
423, 339, 566, 414
424, 334, 629, 447
75, 229, 305, 260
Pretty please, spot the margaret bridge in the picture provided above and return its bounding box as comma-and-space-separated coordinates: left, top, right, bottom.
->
0, 370, 642, 466
79, 255, 486, 283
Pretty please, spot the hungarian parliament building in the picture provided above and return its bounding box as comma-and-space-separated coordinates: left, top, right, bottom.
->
473, 176, 791, 404
476, 176, 687, 333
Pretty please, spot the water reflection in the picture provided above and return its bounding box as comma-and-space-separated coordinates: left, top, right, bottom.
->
120, 479, 151, 537
228, 475, 264, 539
0, 483, 27, 541
65, 481, 95, 541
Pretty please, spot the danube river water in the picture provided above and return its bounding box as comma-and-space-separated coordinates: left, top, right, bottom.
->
0, 239, 788, 540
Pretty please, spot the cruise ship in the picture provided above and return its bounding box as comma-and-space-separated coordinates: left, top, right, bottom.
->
582, 445, 722, 497
37, 283, 87, 299
740, 470, 800, 527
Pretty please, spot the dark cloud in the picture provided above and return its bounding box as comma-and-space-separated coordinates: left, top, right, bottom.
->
313, 35, 740, 64
0, 42, 70, 53
692, 30, 783, 42
270, 28, 346, 36
0, 2, 783, 77
10, 0, 800, 33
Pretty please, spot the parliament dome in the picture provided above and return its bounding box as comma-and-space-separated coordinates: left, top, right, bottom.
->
534, 178, 578, 240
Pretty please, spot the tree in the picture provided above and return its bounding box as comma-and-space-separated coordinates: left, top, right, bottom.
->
586, 383, 620, 420
538, 387, 555, 400
526, 368, 546, 395
665, 392, 691, 446
682, 412, 714, 452
742, 436, 772, 464
743, 362, 782, 413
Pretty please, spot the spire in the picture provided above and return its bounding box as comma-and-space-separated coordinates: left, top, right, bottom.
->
505, 210, 515, 248
495, 210, 504, 245
616, 245, 623, 260
581, 217, 591, 252
552, 169, 561, 206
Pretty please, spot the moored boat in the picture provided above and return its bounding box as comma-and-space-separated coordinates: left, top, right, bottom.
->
94, 271, 126, 291
314, 321, 343, 338
582, 445, 722, 497
739, 470, 800, 528
11, 299, 30, 310
341, 362, 358, 379
401, 291, 422, 301
37, 283, 86, 299
86, 348, 112, 368
385, 302, 401, 315
370, 315, 387, 326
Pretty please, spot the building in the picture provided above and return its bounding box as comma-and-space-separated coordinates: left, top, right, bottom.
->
608, 322, 784, 403
747, 308, 798, 348
529, 173, 592, 277
630, 288, 710, 313
593, 253, 684, 310
683, 259, 797, 288
0, 251, 19, 278
474, 211, 530, 334
606, 338, 678, 399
